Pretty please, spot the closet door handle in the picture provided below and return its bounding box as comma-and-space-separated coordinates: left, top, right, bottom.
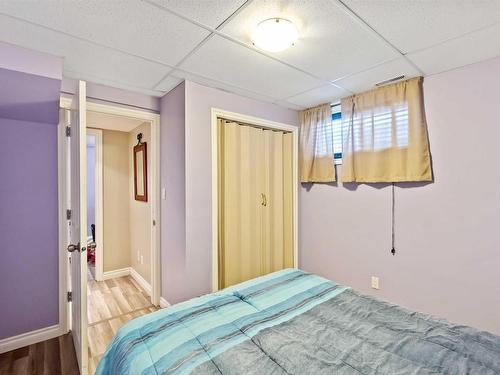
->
261, 193, 267, 207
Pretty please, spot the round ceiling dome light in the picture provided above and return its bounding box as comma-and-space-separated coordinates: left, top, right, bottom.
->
251, 18, 298, 53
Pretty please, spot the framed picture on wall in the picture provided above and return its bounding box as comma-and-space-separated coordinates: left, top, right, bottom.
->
133, 141, 148, 202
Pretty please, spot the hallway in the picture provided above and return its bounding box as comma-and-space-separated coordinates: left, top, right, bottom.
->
87, 270, 158, 374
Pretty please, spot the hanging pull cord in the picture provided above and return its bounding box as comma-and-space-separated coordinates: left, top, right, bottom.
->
391, 183, 396, 255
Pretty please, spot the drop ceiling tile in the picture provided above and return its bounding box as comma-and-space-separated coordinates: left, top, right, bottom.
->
407, 23, 500, 76
220, 0, 399, 81
64, 70, 166, 97
0, 15, 171, 92
147, 0, 248, 28
334, 58, 421, 94
274, 100, 304, 110
343, 0, 500, 53
155, 75, 184, 93
286, 84, 350, 108
178, 35, 323, 99
0, 0, 210, 66
170, 69, 278, 104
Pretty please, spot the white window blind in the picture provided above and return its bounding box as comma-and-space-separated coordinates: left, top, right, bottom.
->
331, 103, 342, 164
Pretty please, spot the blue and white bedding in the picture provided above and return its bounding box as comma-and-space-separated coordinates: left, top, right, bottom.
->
96, 269, 500, 374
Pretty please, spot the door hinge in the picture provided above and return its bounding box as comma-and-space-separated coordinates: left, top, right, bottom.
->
65, 126, 71, 137
153, 219, 156, 226
67, 291, 73, 302
66, 209, 72, 220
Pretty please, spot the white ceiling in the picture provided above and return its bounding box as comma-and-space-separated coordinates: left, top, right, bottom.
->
87, 110, 145, 132
1, 0, 499, 109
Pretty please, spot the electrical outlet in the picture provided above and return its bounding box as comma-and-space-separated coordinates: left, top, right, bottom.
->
140, 255, 144, 265
371, 276, 380, 290
137, 251, 140, 262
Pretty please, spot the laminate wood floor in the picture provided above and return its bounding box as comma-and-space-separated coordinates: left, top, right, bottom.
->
0, 272, 159, 375
87, 270, 158, 374
0, 333, 79, 375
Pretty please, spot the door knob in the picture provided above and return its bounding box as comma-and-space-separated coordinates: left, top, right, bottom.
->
67, 243, 80, 253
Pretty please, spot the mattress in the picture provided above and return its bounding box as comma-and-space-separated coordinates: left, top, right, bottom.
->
96, 269, 500, 374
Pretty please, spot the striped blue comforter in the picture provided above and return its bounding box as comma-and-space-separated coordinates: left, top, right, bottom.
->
96, 269, 500, 374
96, 269, 347, 375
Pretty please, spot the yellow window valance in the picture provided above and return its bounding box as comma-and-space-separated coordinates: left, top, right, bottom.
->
299, 103, 336, 183
341, 77, 433, 183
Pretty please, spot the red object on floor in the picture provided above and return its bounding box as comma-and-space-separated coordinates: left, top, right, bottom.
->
87, 245, 95, 264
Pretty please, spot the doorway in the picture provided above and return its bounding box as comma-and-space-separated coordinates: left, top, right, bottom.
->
59, 90, 161, 375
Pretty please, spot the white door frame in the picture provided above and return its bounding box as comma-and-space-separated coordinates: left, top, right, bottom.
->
210, 108, 299, 292
86, 128, 104, 282
60, 96, 162, 310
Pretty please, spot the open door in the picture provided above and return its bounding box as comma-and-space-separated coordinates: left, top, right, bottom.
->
67, 80, 88, 375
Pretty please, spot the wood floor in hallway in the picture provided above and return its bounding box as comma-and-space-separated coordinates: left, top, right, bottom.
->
87, 269, 158, 374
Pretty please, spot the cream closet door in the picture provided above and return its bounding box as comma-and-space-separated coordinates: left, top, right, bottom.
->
218, 119, 293, 289
219, 120, 263, 288
261, 129, 294, 273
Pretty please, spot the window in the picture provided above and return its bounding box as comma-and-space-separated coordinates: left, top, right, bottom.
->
331, 103, 342, 164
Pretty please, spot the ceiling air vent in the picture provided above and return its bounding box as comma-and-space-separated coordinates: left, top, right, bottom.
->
375, 75, 405, 87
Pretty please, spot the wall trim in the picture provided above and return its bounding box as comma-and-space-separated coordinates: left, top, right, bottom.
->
130, 268, 152, 297
159, 297, 170, 308
102, 267, 131, 280
0, 324, 64, 354
210, 108, 299, 292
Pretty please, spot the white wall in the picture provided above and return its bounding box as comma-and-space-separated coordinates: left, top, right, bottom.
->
102, 129, 131, 272
300, 56, 500, 335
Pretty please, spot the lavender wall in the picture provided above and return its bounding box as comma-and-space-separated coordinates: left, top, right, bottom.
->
0, 119, 59, 339
300, 56, 500, 335
160, 82, 186, 303
0, 44, 62, 340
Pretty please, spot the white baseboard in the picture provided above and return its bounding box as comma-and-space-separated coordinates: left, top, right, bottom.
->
0, 324, 64, 354
102, 267, 131, 280
130, 268, 152, 297
159, 297, 170, 308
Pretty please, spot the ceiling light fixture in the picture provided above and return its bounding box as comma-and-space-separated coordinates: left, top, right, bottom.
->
251, 18, 298, 53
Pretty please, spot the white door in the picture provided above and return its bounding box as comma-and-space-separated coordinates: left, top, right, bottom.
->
67, 80, 88, 375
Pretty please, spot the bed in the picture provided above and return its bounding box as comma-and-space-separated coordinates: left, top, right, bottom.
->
96, 269, 500, 374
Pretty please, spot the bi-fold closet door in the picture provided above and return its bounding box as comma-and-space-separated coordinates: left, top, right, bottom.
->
218, 119, 294, 289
